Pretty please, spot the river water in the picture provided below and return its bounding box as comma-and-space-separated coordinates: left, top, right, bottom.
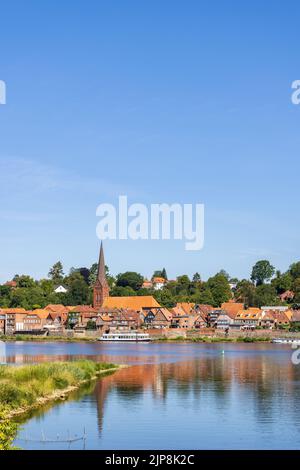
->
2, 341, 300, 450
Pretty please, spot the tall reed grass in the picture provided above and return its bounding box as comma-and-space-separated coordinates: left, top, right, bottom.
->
0, 360, 116, 414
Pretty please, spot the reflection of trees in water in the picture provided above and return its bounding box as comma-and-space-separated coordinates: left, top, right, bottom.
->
250, 358, 300, 428
113, 387, 144, 398
11, 349, 300, 446
93, 354, 300, 434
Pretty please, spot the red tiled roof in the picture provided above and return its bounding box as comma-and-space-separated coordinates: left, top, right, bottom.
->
152, 277, 167, 284
262, 310, 289, 323
45, 304, 69, 314
5, 281, 17, 288
280, 290, 294, 301
221, 302, 244, 316
69, 305, 97, 314
102, 296, 161, 311
2, 308, 28, 314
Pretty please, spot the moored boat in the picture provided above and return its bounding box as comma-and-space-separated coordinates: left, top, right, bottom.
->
272, 338, 300, 344
98, 331, 151, 342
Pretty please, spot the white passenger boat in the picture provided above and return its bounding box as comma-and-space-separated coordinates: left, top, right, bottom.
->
272, 338, 300, 345
98, 332, 151, 342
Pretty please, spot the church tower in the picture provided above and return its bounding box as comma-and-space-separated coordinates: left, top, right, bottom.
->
93, 242, 110, 309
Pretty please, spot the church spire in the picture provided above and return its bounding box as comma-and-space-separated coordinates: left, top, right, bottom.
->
93, 242, 110, 309
97, 241, 106, 283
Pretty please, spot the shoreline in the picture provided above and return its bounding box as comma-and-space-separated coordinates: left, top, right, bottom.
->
0, 361, 122, 421
5, 366, 123, 420
0, 335, 97, 343
0, 360, 122, 450
0, 334, 281, 343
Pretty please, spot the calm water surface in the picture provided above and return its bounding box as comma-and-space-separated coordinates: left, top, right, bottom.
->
2, 341, 300, 450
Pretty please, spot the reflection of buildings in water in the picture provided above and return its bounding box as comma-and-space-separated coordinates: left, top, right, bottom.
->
153, 369, 164, 398
93, 352, 300, 434
93, 364, 155, 433
4, 345, 300, 437
4, 354, 91, 364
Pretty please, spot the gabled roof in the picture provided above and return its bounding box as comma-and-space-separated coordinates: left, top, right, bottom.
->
29, 309, 52, 319
45, 304, 69, 314
216, 313, 234, 322
194, 313, 207, 323
2, 308, 28, 314
142, 280, 153, 287
196, 304, 214, 315
221, 302, 244, 316
102, 296, 161, 311
262, 310, 289, 323
97, 314, 112, 322
152, 277, 166, 284
4, 280, 17, 288
120, 310, 141, 321
156, 308, 172, 321
69, 305, 97, 314
236, 309, 262, 320
218, 311, 236, 320
171, 302, 195, 316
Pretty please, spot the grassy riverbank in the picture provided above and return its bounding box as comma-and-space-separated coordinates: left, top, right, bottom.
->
0, 334, 96, 342
0, 360, 119, 450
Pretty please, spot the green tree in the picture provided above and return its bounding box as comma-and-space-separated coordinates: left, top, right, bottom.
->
192, 272, 201, 283
38, 278, 54, 295
86, 320, 97, 330
152, 270, 161, 279
152, 269, 168, 280
89, 263, 115, 287
218, 269, 230, 280
0, 411, 18, 450
89, 263, 98, 285
153, 289, 175, 308
251, 260, 275, 286
0, 285, 11, 307
206, 273, 231, 307
254, 284, 278, 307
289, 262, 300, 280
235, 280, 255, 307
176, 275, 190, 287
271, 271, 293, 295
14, 275, 35, 288
116, 272, 143, 291
9, 286, 47, 310
77, 268, 90, 284
292, 278, 300, 303
65, 272, 89, 305
110, 286, 136, 296
161, 268, 168, 280
48, 261, 64, 283
196, 288, 215, 305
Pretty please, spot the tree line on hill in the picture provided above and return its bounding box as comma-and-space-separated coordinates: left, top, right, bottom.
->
1, 259, 300, 310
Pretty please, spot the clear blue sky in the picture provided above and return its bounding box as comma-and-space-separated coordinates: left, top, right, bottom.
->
0, 1, 300, 283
